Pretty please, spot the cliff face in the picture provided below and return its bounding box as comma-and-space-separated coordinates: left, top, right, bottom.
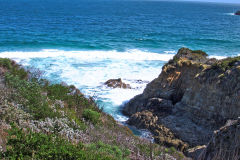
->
198, 118, 240, 160
123, 48, 240, 153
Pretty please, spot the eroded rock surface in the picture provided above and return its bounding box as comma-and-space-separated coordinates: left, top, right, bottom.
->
123, 48, 240, 157
198, 118, 240, 160
127, 110, 188, 151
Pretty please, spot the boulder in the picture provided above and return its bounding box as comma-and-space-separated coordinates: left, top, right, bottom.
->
235, 11, 240, 15
104, 78, 131, 89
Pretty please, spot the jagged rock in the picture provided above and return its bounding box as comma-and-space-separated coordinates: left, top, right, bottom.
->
198, 119, 240, 160
186, 145, 206, 160
153, 123, 189, 152
173, 48, 208, 63
235, 11, 240, 15
127, 110, 188, 151
123, 48, 240, 155
160, 107, 213, 147
104, 78, 131, 89
205, 58, 217, 65
123, 48, 207, 115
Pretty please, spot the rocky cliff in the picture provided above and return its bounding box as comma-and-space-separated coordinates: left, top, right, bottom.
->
198, 118, 240, 160
123, 48, 240, 156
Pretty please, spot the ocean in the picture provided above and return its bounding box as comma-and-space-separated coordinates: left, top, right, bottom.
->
0, 0, 240, 136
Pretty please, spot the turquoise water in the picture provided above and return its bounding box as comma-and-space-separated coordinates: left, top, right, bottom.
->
0, 0, 240, 136
1, 0, 240, 55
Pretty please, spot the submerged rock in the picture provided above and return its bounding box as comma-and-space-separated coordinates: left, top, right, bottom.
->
235, 11, 240, 15
104, 78, 131, 89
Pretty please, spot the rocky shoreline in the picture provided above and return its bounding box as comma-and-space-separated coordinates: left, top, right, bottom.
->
122, 48, 240, 159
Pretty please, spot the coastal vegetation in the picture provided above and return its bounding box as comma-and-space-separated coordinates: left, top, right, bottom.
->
211, 56, 240, 71
0, 58, 185, 159
2, 48, 239, 159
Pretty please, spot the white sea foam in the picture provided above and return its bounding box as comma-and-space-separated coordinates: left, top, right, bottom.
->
164, 50, 176, 54
0, 49, 173, 122
100, 88, 144, 106
225, 13, 235, 16
0, 49, 175, 61
0, 49, 232, 117
209, 55, 227, 59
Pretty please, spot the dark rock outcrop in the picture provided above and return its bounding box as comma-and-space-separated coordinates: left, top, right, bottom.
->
146, 98, 173, 115
123, 48, 240, 157
104, 78, 131, 89
127, 111, 158, 129
198, 118, 240, 160
235, 11, 240, 15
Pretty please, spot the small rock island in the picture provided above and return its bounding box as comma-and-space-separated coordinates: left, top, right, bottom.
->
235, 11, 240, 15
104, 78, 131, 89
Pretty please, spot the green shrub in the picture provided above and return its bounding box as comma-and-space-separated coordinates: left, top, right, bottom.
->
4, 69, 98, 122
0, 58, 12, 69
0, 58, 28, 79
66, 108, 87, 130
137, 143, 152, 156
0, 124, 130, 160
46, 84, 93, 109
170, 146, 176, 154
10, 67, 28, 79
164, 148, 169, 153
86, 141, 130, 160
5, 73, 60, 120
212, 56, 240, 71
46, 84, 69, 100
1, 124, 87, 160
83, 109, 101, 124
192, 50, 208, 57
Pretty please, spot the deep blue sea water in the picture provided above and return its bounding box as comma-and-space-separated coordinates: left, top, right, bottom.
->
0, 0, 240, 136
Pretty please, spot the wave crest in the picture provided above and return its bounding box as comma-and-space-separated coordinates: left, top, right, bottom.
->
0, 49, 175, 61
